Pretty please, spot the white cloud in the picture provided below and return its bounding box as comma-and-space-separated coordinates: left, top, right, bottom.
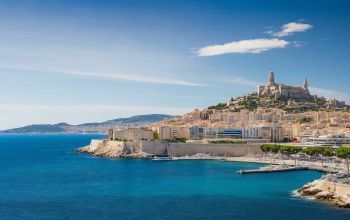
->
0, 66, 207, 87
309, 87, 349, 104
195, 38, 289, 56
272, 22, 313, 37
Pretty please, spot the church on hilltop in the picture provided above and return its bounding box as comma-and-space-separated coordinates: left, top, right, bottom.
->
257, 70, 312, 100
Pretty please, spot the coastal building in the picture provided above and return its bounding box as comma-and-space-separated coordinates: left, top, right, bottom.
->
243, 125, 283, 142
189, 126, 205, 140
188, 125, 283, 142
108, 128, 153, 142
189, 126, 243, 140
242, 126, 262, 139
327, 99, 347, 109
305, 132, 350, 145
257, 70, 312, 100
156, 126, 190, 140
217, 129, 242, 139
158, 126, 172, 140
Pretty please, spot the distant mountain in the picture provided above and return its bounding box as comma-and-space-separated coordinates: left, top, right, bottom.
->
1, 124, 68, 134
0, 114, 172, 134
103, 114, 173, 124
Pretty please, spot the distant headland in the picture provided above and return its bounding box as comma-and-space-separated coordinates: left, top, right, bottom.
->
0, 114, 172, 134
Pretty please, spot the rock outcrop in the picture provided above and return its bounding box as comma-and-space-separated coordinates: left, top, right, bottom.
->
298, 178, 350, 208
76, 139, 152, 158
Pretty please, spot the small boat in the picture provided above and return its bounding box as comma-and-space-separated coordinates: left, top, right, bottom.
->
152, 156, 174, 161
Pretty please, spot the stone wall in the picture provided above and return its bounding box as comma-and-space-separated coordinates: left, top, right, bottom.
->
141, 141, 263, 156
141, 141, 168, 156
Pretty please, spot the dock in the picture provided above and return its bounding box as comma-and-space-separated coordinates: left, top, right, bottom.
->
237, 165, 341, 174
237, 166, 308, 174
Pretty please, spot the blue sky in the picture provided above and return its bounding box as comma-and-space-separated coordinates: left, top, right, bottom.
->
0, 0, 349, 129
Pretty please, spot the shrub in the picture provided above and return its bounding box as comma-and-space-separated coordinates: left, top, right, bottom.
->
300, 117, 311, 123
208, 103, 228, 110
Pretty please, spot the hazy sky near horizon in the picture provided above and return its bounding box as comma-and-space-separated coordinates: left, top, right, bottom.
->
0, 0, 350, 129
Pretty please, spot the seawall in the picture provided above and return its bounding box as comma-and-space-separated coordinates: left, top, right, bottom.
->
141, 141, 263, 157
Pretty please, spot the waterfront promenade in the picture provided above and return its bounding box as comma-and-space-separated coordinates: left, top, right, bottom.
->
169, 154, 347, 175
225, 156, 346, 173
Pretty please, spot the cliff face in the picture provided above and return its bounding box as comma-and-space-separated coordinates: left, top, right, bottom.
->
298, 179, 350, 208
76, 139, 152, 158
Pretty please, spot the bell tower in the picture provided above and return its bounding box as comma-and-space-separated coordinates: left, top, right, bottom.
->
268, 70, 275, 86
303, 78, 308, 90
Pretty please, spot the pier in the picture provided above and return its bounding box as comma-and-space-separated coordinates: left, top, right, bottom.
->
237, 165, 340, 174
237, 166, 307, 174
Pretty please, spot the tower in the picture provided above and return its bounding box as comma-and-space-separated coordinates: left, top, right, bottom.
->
303, 78, 308, 90
268, 70, 275, 86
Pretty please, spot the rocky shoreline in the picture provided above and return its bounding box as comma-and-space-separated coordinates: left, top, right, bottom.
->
75, 139, 152, 158
297, 178, 350, 208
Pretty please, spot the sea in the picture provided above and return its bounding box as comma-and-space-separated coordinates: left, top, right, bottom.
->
0, 134, 349, 220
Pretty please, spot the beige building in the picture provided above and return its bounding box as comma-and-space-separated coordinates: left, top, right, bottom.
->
108, 128, 153, 142
156, 126, 190, 140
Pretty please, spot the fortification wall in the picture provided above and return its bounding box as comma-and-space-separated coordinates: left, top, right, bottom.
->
141, 141, 263, 156
141, 141, 168, 155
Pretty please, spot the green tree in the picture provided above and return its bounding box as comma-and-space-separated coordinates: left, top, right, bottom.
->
260, 144, 279, 165
270, 144, 280, 153
322, 147, 334, 157
336, 147, 350, 158
302, 147, 334, 167
336, 147, 350, 183
152, 131, 159, 140
303, 147, 322, 156
279, 145, 291, 154
260, 144, 271, 154
260, 144, 279, 154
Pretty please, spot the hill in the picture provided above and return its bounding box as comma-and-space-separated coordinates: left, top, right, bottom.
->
210, 93, 349, 113
1, 114, 172, 134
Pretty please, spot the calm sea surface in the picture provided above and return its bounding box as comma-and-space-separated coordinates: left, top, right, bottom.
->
0, 134, 349, 220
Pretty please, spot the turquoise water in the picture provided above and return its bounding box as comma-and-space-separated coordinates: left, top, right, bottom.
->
0, 134, 349, 219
